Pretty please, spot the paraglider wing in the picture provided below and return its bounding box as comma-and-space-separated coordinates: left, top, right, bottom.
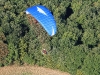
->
25, 5, 57, 36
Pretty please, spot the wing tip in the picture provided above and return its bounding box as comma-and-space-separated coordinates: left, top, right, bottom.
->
25, 11, 30, 14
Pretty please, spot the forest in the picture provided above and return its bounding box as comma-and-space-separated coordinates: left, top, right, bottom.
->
0, 0, 100, 75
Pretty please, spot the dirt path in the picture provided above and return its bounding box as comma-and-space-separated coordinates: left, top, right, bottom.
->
0, 65, 70, 75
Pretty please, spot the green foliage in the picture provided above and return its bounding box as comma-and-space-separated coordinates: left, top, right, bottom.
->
81, 47, 100, 75
0, 0, 100, 75
4, 43, 19, 65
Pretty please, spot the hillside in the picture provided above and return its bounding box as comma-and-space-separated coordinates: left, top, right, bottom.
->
0, 0, 100, 75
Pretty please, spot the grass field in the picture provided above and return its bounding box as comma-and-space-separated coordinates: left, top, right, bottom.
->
0, 65, 70, 75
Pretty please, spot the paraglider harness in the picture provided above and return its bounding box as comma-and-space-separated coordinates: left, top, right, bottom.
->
41, 49, 47, 55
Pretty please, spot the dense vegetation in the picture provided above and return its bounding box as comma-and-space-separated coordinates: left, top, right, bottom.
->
0, 0, 100, 75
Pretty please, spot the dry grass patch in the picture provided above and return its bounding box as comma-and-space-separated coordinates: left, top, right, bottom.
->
0, 65, 70, 75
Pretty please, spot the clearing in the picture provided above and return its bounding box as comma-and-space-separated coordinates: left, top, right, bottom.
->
0, 65, 70, 75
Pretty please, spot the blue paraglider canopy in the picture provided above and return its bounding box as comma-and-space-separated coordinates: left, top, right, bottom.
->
25, 5, 57, 36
